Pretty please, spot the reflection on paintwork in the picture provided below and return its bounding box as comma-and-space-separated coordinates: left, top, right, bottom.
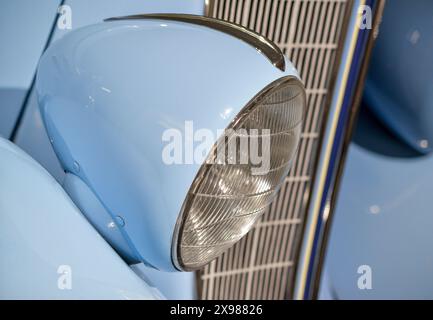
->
325, 144, 433, 299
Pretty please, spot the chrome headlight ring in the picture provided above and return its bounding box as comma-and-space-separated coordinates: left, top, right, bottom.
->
173, 76, 306, 271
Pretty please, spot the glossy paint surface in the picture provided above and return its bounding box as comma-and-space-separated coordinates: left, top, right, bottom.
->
365, 0, 433, 153
325, 143, 433, 299
0, 0, 60, 137
9, 0, 205, 300
63, 172, 139, 263
14, 0, 206, 183
0, 137, 160, 299
36, 18, 298, 271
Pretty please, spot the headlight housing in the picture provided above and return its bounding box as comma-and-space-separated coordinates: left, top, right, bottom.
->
173, 76, 305, 270
37, 14, 306, 271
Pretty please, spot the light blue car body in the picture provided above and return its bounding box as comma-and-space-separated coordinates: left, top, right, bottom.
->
0, 137, 161, 299
1, 0, 433, 299
36, 17, 298, 271
0, 0, 205, 300
0, 0, 300, 299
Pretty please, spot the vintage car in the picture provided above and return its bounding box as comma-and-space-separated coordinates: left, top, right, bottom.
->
0, 0, 432, 300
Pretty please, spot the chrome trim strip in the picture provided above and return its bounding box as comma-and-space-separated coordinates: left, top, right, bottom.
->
293, 0, 366, 300
310, 0, 387, 299
105, 13, 285, 71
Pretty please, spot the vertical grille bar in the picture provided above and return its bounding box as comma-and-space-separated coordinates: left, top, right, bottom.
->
199, 0, 349, 300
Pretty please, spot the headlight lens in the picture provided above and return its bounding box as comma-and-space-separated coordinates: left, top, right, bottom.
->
173, 76, 305, 270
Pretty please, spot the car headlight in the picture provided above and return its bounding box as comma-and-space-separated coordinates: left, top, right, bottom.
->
36, 14, 306, 271
174, 76, 304, 270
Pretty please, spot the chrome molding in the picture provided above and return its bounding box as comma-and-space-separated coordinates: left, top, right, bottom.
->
105, 13, 285, 71
310, 0, 387, 299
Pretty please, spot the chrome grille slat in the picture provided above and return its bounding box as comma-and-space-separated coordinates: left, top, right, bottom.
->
200, 0, 349, 300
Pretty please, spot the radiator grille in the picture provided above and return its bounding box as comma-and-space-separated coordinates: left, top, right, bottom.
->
199, 0, 349, 299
